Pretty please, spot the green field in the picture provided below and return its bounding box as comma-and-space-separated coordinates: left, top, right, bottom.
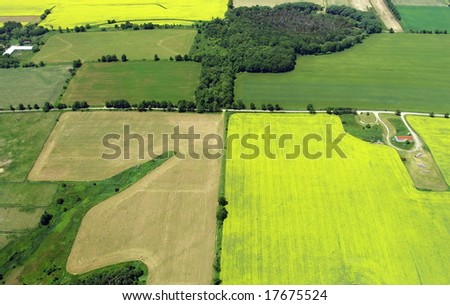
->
393, 0, 447, 6
398, 6, 450, 31
0, 112, 60, 182
62, 61, 200, 105
222, 113, 450, 284
235, 34, 450, 113
32, 30, 196, 63
408, 116, 450, 185
0, 113, 60, 249
0, 65, 71, 109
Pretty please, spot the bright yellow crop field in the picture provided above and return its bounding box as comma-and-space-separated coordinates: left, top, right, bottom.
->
0, 0, 227, 28
222, 114, 450, 284
408, 116, 450, 186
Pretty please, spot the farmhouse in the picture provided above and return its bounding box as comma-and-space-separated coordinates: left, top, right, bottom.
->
394, 135, 414, 143
2, 45, 33, 56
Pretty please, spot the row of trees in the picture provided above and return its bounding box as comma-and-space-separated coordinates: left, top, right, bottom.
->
383, 0, 401, 21
409, 29, 448, 34
9, 101, 89, 112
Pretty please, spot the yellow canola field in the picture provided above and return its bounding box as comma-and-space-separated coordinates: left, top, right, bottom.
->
0, 0, 227, 28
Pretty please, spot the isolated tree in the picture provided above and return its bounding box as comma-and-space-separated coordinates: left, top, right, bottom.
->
9, 105, 15, 111
267, 104, 275, 112
261, 104, 267, 111
40, 211, 53, 226
39, 61, 46, 67
27, 104, 32, 110
250, 103, 256, 110
183, 54, 190, 61
18, 103, 25, 111
169, 56, 174, 61
174, 54, 183, 61
33, 104, 40, 110
121, 54, 128, 62
154, 54, 160, 61
275, 104, 282, 111
395, 110, 401, 116
73, 59, 82, 69
58, 26, 63, 33
429, 112, 435, 118
445, 113, 449, 119
56, 198, 64, 205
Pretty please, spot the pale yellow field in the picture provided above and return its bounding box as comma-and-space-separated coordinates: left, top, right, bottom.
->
29, 112, 223, 181
66, 112, 223, 284
0, 1, 228, 28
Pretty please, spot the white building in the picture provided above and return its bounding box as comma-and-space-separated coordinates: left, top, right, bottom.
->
2, 45, 34, 56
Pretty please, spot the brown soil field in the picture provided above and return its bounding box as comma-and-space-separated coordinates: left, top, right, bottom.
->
28, 111, 223, 181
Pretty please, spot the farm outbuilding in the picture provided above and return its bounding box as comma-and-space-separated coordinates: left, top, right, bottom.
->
394, 135, 414, 143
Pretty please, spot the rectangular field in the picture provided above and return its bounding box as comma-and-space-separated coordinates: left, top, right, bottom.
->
0, 0, 227, 28
28, 112, 223, 181
222, 113, 450, 284
233, 0, 372, 11
235, 34, 450, 113
393, 0, 447, 5
0, 112, 61, 182
0, 207, 45, 231
32, 30, 196, 63
0, 183, 58, 208
398, 6, 450, 31
0, 65, 71, 109
407, 116, 450, 185
61, 61, 200, 106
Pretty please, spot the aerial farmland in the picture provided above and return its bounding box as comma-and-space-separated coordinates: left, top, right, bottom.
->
0, 0, 449, 292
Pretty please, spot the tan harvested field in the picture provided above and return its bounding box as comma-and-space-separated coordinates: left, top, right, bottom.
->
234, 0, 372, 11
0, 207, 45, 231
0, 16, 39, 24
29, 112, 222, 181
66, 112, 223, 284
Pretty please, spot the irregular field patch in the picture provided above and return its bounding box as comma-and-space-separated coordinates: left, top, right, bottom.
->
222, 113, 450, 284
0, 112, 61, 182
0, 65, 71, 109
68, 156, 221, 284
235, 34, 450, 112
60, 61, 200, 106
407, 116, 450, 185
62, 112, 223, 283
0, 0, 227, 28
32, 30, 196, 63
397, 6, 450, 31
0, 207, 45, 231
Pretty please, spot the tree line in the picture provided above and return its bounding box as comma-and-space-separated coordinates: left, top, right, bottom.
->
383, 0, 401, 21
